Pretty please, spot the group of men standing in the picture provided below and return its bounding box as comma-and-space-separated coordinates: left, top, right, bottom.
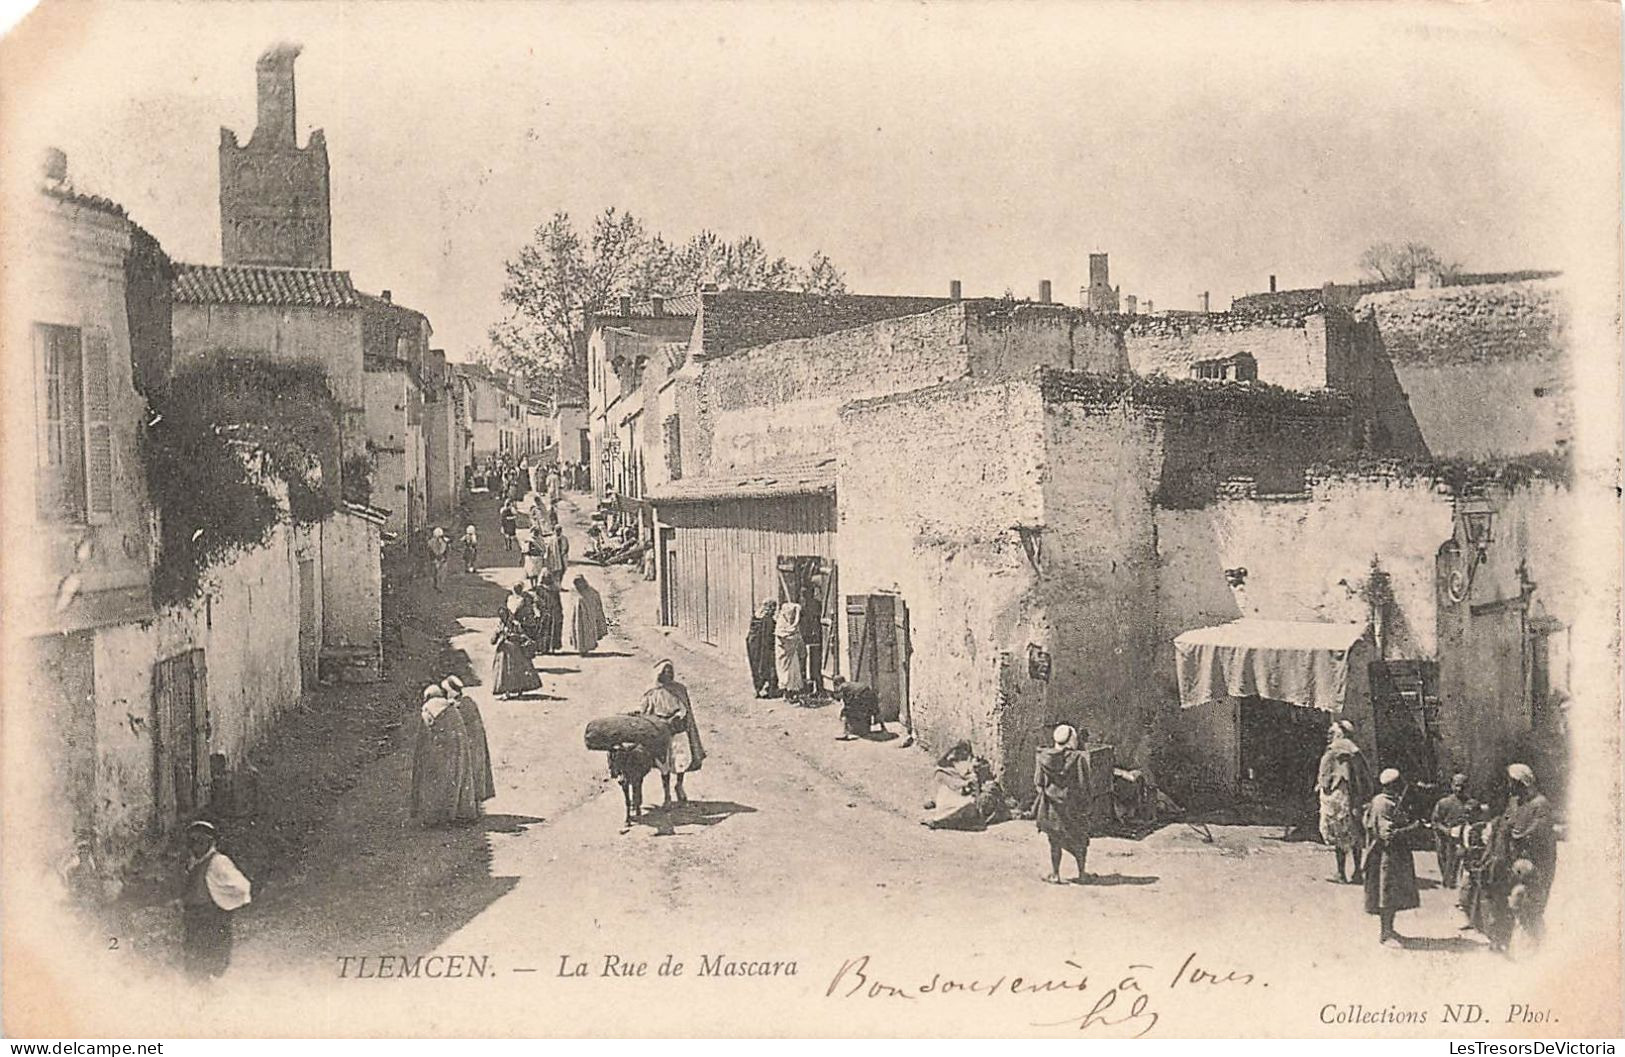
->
1314, 722, 1558, 950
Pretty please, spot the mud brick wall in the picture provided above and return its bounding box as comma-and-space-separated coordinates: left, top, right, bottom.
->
1434, 478, 1577, 790
1036, 369, 1361, 778
1153, 475, 1454, 665
698, 291, 954, 357
1036, 400, 1167, 773
1124, 310, 1331, 390
682, 307, 970, 480
963, 302, 1128, 378
172, 303, 369, 463
86, 521, 309, 867
838, 377, 1048, 779
685, 303, 1132, 482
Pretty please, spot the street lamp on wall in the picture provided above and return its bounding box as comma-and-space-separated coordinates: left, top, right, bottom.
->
1460, 505, 1494, 556
1445, 500, 1495, 604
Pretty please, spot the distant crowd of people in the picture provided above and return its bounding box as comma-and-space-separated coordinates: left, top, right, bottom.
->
1315, 721, 1557, 950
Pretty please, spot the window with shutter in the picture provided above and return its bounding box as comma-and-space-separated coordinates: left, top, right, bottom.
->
34, 323, 86, 521
82, 328, 114, 521
664, 414, 682, 481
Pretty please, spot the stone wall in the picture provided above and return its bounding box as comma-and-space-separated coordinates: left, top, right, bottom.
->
1150, 464, 1577, 796
556, 406, 587, 463
963, 302, 1128, 378
682, 303, 1130, 483
1035, 371, 1364, 788
423, 389, 458, 520
1356, 279, 1570, 459
697, 290, 954, 358
838, 378, 1048, 777
364, 368, 424, 535
1125, 310, 1331, 390
1392, 362, 1569, 459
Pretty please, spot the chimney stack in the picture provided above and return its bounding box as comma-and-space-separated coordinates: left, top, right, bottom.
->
1200, 291, 1211, 314
381, 289, 392, 303
950, 280, 962, 301
651, 295, 665, 317
1038, 279, 1052, 303
1125, 295, 1138, 316
1145, 300, 1154, 315
618, 295, 631, 316
43, 147, 68, 184
1269, 275, 1277, 293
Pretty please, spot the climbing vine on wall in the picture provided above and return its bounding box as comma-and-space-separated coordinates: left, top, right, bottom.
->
143, 358, 344, 605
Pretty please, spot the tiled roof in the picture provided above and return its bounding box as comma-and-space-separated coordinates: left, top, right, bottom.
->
357, 291, 430, 324
42, 182, 127, 219
698, 290, 956, 358
646, 455, 837, 503
451, 360, 527, 395
173, 264, 361, 308
592, 292, 702, 320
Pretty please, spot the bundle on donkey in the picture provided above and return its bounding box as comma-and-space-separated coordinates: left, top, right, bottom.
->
584, 714, 672, 830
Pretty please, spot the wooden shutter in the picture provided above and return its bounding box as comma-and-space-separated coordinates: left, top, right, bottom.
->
35, 325, 86, 521
82, 328, 114, 520
663, 414, 683, 481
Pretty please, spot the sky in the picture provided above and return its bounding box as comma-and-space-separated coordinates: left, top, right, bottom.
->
1, 0, 1617, 362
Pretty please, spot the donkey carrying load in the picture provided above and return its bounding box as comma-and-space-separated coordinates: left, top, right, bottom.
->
584, 714, 672, 831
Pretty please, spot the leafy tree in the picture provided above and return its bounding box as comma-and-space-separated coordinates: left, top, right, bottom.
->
1358, 241, 1461, 284
489, 208, 846, 395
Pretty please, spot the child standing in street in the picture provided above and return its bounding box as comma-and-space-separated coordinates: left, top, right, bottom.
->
178, 820, 252, 980
500, 502, 519, 551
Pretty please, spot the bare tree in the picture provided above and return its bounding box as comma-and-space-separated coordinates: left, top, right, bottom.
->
489, 208, 847, 394
1358, 241, 1461, 284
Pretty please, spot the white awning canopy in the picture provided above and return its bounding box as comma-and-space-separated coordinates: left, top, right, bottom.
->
1173, 619, 1369, 713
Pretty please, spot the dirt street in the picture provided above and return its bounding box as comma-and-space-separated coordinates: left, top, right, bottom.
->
194, 489, 1581, 1037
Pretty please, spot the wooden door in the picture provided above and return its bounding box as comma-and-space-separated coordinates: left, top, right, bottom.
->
893, 597, 911, 730
819, 559, 840, 680
700, 537, 715, 646
298, 558, 318, 684
153, 649, 210, 827
845, 594, 908, 725
659, 528, 678, 626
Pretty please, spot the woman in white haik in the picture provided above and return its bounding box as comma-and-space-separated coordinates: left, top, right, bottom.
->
774, 601, 807, 700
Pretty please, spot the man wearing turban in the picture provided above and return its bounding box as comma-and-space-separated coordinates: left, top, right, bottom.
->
1363, 767, 1424, 945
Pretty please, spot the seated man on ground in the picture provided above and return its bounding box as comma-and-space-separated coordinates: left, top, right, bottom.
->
831, 676, 884, 740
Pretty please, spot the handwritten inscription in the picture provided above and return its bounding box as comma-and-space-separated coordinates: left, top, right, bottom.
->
826, 951, 1262, 1037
